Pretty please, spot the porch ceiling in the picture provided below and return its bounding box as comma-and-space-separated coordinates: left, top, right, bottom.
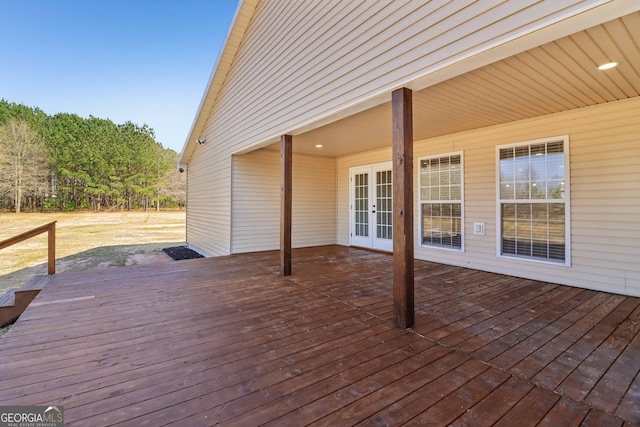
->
269, 11, 640, 157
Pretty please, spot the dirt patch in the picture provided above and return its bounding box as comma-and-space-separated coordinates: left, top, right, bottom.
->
126, 252, 173, 265
0, 211, 186, 294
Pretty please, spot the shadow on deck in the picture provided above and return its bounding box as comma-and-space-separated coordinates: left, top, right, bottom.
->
0, 246, 638, 426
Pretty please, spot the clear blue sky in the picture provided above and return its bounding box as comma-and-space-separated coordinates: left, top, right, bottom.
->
0, 0, 239, 153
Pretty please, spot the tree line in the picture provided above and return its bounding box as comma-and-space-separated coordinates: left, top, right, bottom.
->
0, 100, 185, 213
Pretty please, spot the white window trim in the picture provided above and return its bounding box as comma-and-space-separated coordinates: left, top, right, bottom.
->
495, 135, 571, 266
418, 151, 465, 252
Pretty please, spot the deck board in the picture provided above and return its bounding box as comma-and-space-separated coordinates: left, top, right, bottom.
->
408, 366, 511, 426
0, 246, 638, 426
349, 357, 490, 426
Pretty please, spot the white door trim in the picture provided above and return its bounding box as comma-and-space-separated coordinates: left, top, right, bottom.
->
349, 162, 393, 252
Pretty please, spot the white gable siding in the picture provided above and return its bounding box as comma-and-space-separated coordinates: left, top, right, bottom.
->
336, 98, 640, 296
231, 149, 336, 253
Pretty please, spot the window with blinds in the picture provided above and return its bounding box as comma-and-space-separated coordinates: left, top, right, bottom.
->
419, 153, 463, 250
497, 137, 570, 264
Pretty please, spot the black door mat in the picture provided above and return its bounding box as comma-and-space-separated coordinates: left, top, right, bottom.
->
163, 246, 204, 261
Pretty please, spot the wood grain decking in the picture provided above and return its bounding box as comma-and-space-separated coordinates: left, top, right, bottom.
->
0, 246, 638, 426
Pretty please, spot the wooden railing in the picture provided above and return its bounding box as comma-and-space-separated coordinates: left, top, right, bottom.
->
0, 222, 56, 274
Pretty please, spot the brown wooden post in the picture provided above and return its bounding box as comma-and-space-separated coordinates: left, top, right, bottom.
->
280, 134, 292, 276
392, 87, 414, 328
47, 222, 56, 274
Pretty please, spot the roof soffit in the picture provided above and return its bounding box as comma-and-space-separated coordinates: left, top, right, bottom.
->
274, 10, 640, 157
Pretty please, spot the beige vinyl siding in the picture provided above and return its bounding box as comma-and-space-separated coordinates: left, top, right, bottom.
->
201, 1, 612, 157
291, 153, 337, 248
231, 150, 279, 252
185, 147, 232, 256
232, 149, 336, 253
336, 97, 640, 296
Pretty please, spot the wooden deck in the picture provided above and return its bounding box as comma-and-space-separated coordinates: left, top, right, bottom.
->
0, 246, 638, 426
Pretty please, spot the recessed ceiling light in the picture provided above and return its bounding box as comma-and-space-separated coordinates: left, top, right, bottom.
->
315, 144, 323, 148
597, 61, 618, 70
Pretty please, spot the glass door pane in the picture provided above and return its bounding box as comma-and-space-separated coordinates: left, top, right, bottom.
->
376, 170, 392, 240
350, 163, 393, 252
354, 173, 369, 237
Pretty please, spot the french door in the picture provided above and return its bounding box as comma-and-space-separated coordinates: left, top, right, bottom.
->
349, 162, 393, 252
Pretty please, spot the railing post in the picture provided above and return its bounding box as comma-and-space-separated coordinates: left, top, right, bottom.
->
0, 221, 57, 275
48, 222, 56, 275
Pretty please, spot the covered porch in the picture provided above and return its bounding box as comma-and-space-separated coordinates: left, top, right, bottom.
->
228, 10, 640, 309
1, 246, 638, 425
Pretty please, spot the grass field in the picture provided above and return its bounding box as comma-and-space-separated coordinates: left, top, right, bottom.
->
0, 211, 186, 295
